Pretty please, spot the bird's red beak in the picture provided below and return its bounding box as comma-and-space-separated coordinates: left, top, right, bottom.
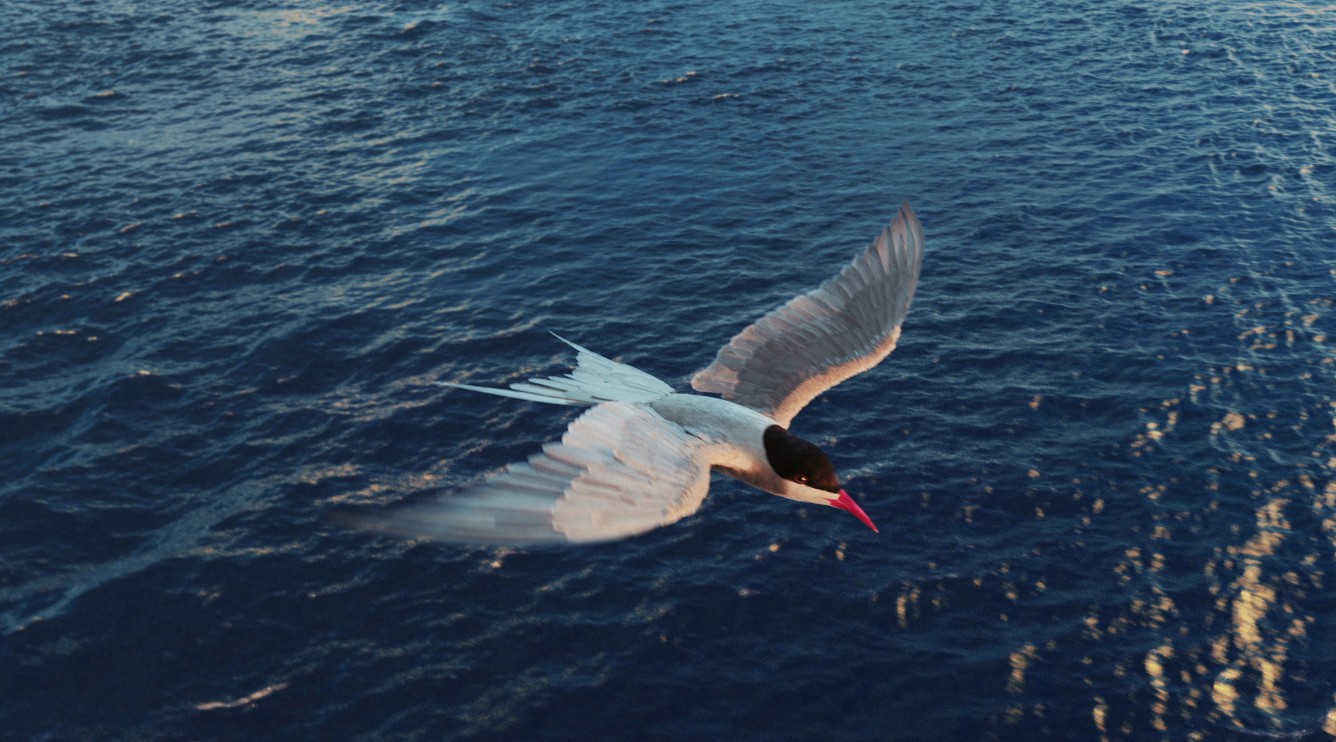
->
831, 489, 878, 533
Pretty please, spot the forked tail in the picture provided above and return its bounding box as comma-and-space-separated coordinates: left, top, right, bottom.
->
439, 333, 675, 406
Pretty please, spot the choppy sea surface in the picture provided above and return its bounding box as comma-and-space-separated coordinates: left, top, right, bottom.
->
3, 1, 1335, 739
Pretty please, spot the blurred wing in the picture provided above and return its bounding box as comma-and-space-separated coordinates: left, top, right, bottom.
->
691, 203, 924, 427
358, 403, 713, 545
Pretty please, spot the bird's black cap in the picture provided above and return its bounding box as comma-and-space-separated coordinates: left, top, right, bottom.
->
763, 425, 840, 492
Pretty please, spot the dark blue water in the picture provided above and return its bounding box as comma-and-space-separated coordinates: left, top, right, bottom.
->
3, 1, 1334, 739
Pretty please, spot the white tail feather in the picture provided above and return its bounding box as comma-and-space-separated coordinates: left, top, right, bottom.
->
439, 333, 675, 406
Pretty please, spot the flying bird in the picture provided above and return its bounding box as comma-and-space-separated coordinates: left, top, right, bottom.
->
363, 203, 924, 544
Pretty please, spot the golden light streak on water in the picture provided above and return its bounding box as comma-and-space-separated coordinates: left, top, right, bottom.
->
1007, 644, 1038, 695
1112, 285, 1334, 736
1092, 695, 1110, 741
1213, 667, 1243, 720
1210, 496, 1300, 730
895, 583, 919, 630
1145, 641, 1174, 732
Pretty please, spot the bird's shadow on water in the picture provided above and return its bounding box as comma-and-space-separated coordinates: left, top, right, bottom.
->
0, 480, 273, 635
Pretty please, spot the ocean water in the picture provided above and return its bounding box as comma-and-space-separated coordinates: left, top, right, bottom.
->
2, 1, 1334, 739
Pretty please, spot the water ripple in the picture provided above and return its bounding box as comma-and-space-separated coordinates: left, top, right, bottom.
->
2, 0, 1334, 739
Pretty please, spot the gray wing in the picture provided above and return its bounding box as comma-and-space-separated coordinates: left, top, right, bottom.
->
691, 203, 923, 427
357, 402, 713, 545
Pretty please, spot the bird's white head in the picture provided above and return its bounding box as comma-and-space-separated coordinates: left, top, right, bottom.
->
762, 425, 878, 533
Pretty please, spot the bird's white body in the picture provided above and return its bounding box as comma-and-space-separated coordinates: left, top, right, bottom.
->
358, 203, 925, 544
650, 393, 771, 474
648, 393, 830, 508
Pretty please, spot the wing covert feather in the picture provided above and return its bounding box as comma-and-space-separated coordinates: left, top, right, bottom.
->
691, 203, 923, 426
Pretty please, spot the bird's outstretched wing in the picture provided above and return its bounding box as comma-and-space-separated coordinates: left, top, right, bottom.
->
355, 402, 713, 544
691, 203, 924, 427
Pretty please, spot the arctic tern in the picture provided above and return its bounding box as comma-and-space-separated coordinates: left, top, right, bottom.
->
362, 203, 923, 544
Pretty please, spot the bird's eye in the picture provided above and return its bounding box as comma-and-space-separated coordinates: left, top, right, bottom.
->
794, 474, 809, 485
